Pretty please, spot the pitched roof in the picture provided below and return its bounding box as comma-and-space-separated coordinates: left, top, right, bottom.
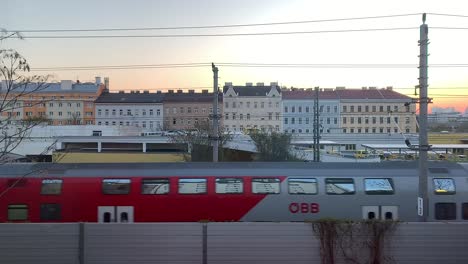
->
223, 85, 281, 96
282, 89, 411, 100
335, 89, 411, 100
0, 82, 99, 93
164, 92, 222, 103
95, 92, 164, 104
282, 90, 339, 99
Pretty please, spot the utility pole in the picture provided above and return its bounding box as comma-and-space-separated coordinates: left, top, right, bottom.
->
418, 13, 430, 222
211, 63, 219, 162
313, 87, 320, 162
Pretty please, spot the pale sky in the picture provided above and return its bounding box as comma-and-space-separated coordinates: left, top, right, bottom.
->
2, 0, 468, 111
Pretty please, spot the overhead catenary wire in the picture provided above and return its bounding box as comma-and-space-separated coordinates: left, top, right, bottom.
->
4, 13, 422, 33
4, 27, 420, 39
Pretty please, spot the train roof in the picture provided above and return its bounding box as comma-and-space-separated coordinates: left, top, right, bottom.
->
0, 161, 467, 178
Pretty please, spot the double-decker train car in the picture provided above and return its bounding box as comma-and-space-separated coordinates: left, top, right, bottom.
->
1, 162, 467, 223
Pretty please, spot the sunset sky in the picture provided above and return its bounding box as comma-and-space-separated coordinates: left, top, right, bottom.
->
3, 0, 468, 112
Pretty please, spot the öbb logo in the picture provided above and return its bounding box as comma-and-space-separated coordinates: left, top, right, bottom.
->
289, 203, 320, 213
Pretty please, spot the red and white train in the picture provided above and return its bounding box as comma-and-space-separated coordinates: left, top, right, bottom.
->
1, 162, 467, 223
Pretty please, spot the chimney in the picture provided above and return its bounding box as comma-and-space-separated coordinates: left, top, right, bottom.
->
306, 88, 313, 91
386, 86, 393, 91
246, 82, 253, 87
270, 82, 278, 86
336, 86, 346, 90
104, 77, 109, 89
202, 89, 208, 94
369, 86, 377, 90
362, 87, 367, 90
143, 90, 149, 94
135, 91, 140, 94
225, 82, 233, 87
256, 82, 264, 86
177, 90, 183, 93
324, 88, 333, 91
95, 76, 102, 85
118, 91, 125, 94
188, 90, 195, 93
61, 80, 73, 90
168, 90, 174, 94
156, 91, 162, 94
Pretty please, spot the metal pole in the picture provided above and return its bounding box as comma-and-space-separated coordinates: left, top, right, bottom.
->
212, 63, 219, 162
418, 14, 429, 222
313, 87, 320, 162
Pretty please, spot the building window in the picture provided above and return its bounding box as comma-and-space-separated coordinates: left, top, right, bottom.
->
284, 106, 288, 113
178, 179, 207, 194
334, 118, 337, 124
247, 114, 250, 120
357, 106, 361, 112
291, 118, 295, 124
246, 102, 250, 108
350, 106, 354, 112
102, 179, 131, 194
298, 117, 302, 124
365, 105, 369, 112
350, 117, 354, 124
276, 113, 280, 120
216, 178, 243, 194
40, 204, 61, 221
8, 205, 28, 221
254, 102, 258, 108
288, 178, 318, 194
142, 179, 169, 194
41, 179, 63, 195
252, 178, 280, 194
306, 117, 310, 124
284, 118, 288, 124
380, 106, 384, 112
261, 102, 264, 108
435, 203, 456, 220
225, 113, 229, 120
298, 106, 302, 113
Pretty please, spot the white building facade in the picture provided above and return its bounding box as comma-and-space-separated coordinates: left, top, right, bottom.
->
223, 82, 282, 132
282, 90, 340, 134
94, 91, 164, 131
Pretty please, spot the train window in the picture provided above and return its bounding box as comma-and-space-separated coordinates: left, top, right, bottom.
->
364, 178, 394, 195
216, 178, 243, 194
178, 179, 207, 194
325, 178, 355, 195
252, 178, 280, 194
8, 204, 28, 221
102, 179, 131, 194
141, 179, 169, 194
40, 204, 61, 221
463, 203, 468, 220
433, 178, 455, 194
41, 179, 63, 195
435, 203, 456, 220
288, 178, 318, 194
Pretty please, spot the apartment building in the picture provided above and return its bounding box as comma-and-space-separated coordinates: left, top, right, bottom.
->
163, 89, 222, 130
94, 90, 164, 130
338, 87, 416, 134
0, 78, 105, 125
282, 89, 340, 134
223, 82, 282, 132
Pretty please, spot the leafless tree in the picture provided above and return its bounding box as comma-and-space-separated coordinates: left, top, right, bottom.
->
169, 120, 232, 161
250, 130, 299, 161
0, 49, 52, 162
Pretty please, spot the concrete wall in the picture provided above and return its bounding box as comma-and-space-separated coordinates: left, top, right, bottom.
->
1, 222, 467, 264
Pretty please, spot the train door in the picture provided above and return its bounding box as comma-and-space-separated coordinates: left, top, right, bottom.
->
98, 206, 134, 223
361, 206, 398, 220
362, 206, 380, 220
116, 206, 134, 223
381, 206, 398, 220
